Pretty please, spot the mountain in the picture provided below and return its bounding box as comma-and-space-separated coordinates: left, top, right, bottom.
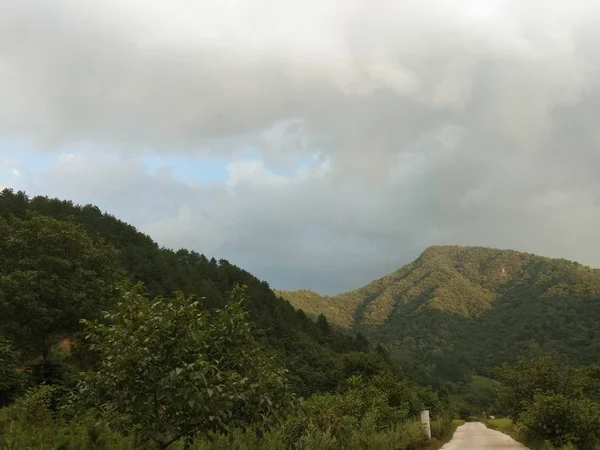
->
273, 289, 362, 329
0, 189, 387, 397
0, 189, 457, 449
278, 245, 600, 384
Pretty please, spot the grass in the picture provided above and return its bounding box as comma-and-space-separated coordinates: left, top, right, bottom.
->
424, 419, 466, 450
485, 417, 529, 446
486, 418, 585, 450
486, 417, 512, 431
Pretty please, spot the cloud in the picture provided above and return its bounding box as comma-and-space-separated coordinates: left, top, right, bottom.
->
2, 0, 600, 293
3, 0, 599, 164
0, 155, 23, 182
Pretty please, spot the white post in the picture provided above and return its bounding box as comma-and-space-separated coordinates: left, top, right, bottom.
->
421, 410, 432, 440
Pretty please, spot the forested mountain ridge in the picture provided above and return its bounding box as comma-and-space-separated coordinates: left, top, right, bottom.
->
279, 245, 600, 382
2, 189, 600, 448
0, 189, 382, 397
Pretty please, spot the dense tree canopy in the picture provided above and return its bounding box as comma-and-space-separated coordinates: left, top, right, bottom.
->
0, 334, 23, 406
496, 356, 600, 448
76, 284, 294, 449
0, 189, 452, 450
5, 188, 600, 448
281, 245, 600, 386
0, 212, 124, 359
0, 188, 385, 396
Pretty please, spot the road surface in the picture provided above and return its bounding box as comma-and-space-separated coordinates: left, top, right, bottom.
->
440, 422, 527, 449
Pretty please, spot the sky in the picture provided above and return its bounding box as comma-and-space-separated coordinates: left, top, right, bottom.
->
1, 0, 600, 294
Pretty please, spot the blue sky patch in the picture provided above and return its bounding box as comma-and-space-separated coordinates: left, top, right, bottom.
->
0, 138, 57, 172
139, 154, 230, 182
0, 138, 321, 188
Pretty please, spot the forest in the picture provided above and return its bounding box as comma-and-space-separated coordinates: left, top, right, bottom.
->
280, 245, 600, 387
0, 189, 453, 449
1, 188, 600, 449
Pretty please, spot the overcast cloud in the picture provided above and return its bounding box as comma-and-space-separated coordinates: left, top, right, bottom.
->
1, 0, 600, 293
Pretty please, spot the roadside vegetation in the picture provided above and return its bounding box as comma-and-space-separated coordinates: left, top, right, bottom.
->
486, 356, 600, 449
0, 281, 454, 449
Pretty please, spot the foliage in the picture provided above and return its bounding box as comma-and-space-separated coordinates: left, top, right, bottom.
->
484, 418, 528, 446
276, 290, 361, 329
282, 245, 600, 387
0, 388, 147, 450
0, 189, 454, 448
496, 356, 600, 449
340, 351, 394, 379
519, 393, 600, 449
0, 335, 24, 407
0, 416, 439, 450
2, 384, 55, 427
0, 373, 449, 450
0, 188, 386, 397
75, 284, 294, 449
450, 376, 500, 419
0, 212, 124, 359
485, 417, 513, 431
496, 356, 589, 419
277, 371, 451, 448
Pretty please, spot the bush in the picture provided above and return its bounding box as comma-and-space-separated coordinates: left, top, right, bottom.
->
519, 394, 600, 449
0, 335, 25, 407
347, 420, 427, 450
270, 372, 445, 449
76, 284, 294, 449
188, 420, 431, 450
290, 374, 408, 442
0, 385, 149, 450
430, 415, 453, 441
1, 384, 55, 427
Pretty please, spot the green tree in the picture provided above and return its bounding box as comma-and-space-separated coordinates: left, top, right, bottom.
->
0, 334, 24, 406
496, 355, 588, 420
340, 352, 390, 379
518, 393, 600, 449
298, 375, 405, 441
0, 213, 124, 359
353, 333, 369, 352
316, 314, 331, 336
281, 372, 450, 447
76, 284, 294, 449
497, 356, 600, 448
0, 189, 383, 398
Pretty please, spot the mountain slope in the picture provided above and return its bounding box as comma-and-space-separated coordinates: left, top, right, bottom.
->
274, 289, 363, 328
278, 246, 537, 327
0, 189, 384, 396
279, 245, 600, 382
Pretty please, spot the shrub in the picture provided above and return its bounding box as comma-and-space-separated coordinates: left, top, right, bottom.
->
519, 393, 600, 449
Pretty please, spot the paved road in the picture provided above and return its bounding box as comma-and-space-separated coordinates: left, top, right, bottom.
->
440, 422, 527, 449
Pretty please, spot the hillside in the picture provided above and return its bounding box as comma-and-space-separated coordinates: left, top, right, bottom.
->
0, 189, 456, 449
278, 245, 545, 327
279, 245, 600, 383
274, 289, 363, 328
0, 189, 384, 397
